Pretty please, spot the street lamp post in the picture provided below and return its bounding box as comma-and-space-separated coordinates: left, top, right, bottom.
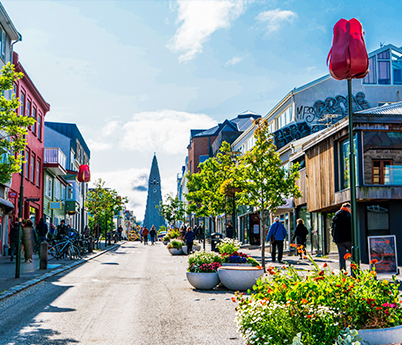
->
15, 149, 25, 278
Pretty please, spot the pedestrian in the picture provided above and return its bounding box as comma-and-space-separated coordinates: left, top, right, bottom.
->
139, 227, 143, 243
179, 225, 186, 239
267, 217, 287, 263
142, 226, 149, 245
293, 218, 308, 259
36, 217, 48, 242
331, 202, 352, 271
150, 225, 157, 245
22, 219, 34, 263
184, 227, 195, 255
226, 221, 234, 239
57, 220, 67, 239
84, 225, 90, 238
117, 225, 123, 241
9, 222, 19, 262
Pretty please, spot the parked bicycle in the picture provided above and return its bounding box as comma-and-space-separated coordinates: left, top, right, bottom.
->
48, 236, 82, 260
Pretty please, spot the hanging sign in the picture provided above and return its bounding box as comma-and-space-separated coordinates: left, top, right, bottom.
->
368, 235, 398, 275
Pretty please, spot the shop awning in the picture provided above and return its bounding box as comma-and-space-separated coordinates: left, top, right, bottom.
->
0, 197, 14, 214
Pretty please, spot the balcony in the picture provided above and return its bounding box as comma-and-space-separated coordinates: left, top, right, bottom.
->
44, 148, 67, 176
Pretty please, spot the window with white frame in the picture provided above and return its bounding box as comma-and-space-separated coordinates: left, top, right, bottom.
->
0, 26, 6, 61
30, 154, 34, 183
55, 180, 60, 200
32, 108, 37, 135
363, 49, 402, 85
37, 115, 42, 140
36, 160, 40, 187
268, 121, 275, 133
275, 107, 292, 130
46, 176, 52, 198
61, 185, 66, 201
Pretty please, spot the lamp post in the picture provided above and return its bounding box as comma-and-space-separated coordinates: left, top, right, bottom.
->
15, 148, 25, 278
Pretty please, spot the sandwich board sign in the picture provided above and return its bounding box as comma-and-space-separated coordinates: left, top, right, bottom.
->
367, 235, 398, 275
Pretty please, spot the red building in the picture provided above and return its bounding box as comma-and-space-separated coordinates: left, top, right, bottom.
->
8, 51, 50, 227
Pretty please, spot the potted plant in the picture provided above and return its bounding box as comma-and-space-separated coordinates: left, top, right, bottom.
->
221, 251, 260, 267
186, 251, 223, 289
217, 238, 241, 255
167, 239, 183, 255
162, 235, 170, 245
233, 250, 402, 345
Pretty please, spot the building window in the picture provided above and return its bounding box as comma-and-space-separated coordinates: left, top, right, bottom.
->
27, 100, 31, 118
339, 136, 358, 190
25, 150, 29, 179
36, 160, 40, 187
392, 50, 402, 85
32, 108, 37, 135
55, 180, 60, 200
37, 115, 42, 140
30, 154, 35, 183
0, 27, 5, 61
46, 176, 52, 198
275, 107, 292, 130
20, 93, 25, 116
61, 185, 66, 201
363, 49, 402, 85
366, 204, 389, 237
363, 56, 377, 84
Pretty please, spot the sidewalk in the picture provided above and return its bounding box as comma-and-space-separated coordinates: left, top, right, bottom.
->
240, 245, 402, 284
0, 241, 125, 301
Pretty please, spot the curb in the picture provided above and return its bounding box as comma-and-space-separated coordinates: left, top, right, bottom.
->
0, 242, 126, 302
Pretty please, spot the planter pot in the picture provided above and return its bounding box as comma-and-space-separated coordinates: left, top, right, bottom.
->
182, 246, 188, 255
168, 247, 182, 255
222, 263, 252, 267
186, 272, 220, 290
193, 245, 201, 251
358, 325, 402, 345
163, 241, 169, 245
218, 266, 264, 291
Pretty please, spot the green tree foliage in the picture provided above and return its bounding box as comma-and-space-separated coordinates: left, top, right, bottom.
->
157, 193, 185, 229
185, 142, 239, 228
236, 118, 302, 270
85, 178, 128, 238
0, 63, 35, 184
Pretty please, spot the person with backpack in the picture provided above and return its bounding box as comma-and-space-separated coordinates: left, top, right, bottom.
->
331, 202, 352, 270
267, 217, 287, 263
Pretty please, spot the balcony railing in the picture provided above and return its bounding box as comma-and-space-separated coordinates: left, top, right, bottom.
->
44, 148, 66, 168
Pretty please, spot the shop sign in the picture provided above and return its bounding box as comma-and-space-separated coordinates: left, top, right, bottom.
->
49, 202, 62, 210
368, 235, 398, 275
26, 198, 40, 202
8, 191, 17, 198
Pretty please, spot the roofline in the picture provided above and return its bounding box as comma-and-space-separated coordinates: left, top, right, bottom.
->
367, 43, 402, 58
14, 52, 50, 113
0, 3, 21, 41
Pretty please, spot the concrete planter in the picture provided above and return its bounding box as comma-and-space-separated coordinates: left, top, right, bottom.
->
168, 248, 182, 255
186, 272, 220, 290
222, 263, 252, 267
358, 325, 402, 345
193, 245, 201, 251
218, 266, 263, 291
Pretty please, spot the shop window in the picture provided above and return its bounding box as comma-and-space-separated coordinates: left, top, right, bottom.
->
366, 204, 389, 236
372, 160, 392, 184
338, 136, 358, 190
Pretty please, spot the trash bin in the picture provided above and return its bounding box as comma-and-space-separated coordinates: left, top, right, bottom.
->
211, 232, 223, 252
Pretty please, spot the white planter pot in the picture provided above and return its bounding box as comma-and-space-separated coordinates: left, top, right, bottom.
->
182, 246, 188, 255
358, 325, 402, 345
222, 263, 252, 267
186, 272, 220, 290
218, 266, 263, 291
168, 247, 182, 255
193, 245, 201, 251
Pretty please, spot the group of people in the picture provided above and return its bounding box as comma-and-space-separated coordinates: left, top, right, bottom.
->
266, 202, 352, 269
139, 225, 158, 245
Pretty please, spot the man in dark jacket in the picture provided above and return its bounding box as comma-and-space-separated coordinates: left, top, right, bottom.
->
267, 217, 288, 263
9, 223, 19, 262
57, 220, 67, 239
184, 227, 195, 255
331, 202, 352, 270
36, 218, 48, 242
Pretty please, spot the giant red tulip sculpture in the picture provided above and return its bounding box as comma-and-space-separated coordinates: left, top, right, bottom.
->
77, 164, 90, 183
327, 18, 369, 80
328, 18, 369, 268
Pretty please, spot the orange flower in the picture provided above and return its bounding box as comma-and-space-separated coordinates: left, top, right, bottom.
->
318, 270, 324, 276
290, 243, 296, 248
301, 299, 308, 304
323, 263, 328, 268
370, 259, 378, 264
303, 256, 307, 259
231, 297, 236, 302
298, 245, 304, 249
350, 263, 358, 270
344, 253, 352, 260
307, 315, 312, 318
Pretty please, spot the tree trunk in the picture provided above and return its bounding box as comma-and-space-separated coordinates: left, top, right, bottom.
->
260, 209, 266, 272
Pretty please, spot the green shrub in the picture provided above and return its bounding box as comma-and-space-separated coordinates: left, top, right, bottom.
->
167, 229, 180, 240
167, 239, 183, 249
162, 235, 170, 242
216, 238, 240, 254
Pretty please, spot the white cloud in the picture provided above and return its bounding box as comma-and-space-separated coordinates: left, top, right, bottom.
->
120, 110, 217, 155
102, 120, 120, 136
225, 56, 244, 67
168, 0, 248, 62
256, 9, 297, 33
86, 138, 112, 152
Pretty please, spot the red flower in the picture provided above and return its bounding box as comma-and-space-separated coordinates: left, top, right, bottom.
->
327, 18, 369, 80
370, 259, 378, 264
344, 253, 352, 260
323, 263, 328, 268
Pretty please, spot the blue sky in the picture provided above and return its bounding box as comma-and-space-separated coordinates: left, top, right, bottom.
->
3, 0, 402, 220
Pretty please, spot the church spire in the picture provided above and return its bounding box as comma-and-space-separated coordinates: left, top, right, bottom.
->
143, 154, 165, 229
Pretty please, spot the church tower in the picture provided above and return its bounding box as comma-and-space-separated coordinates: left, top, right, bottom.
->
143, 154, 165, 230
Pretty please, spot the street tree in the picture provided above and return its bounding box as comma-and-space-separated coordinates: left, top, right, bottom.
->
85, 178, 128, 243
0, 63, 35, 184
157, 193, 185, 229
236, 118, 301, 270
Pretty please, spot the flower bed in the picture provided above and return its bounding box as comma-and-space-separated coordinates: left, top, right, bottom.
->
233, 252, 402, 345
221, 251, 260, 267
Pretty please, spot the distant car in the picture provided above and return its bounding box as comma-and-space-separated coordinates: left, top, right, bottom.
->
158, 231, 167, 239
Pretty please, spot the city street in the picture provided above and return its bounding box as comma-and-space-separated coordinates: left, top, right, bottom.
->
0, 242, 242, 345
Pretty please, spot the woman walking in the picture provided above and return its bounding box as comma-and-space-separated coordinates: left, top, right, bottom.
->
293, 218, 308, 259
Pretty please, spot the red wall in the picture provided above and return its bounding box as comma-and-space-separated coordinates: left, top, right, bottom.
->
9, 52, 50, 228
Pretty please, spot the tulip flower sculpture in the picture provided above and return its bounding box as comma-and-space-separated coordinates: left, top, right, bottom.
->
327, 18, 369, 267
77, 164, 91, 183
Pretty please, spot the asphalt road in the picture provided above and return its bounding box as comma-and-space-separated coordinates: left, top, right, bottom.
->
0, 242, 243, 345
